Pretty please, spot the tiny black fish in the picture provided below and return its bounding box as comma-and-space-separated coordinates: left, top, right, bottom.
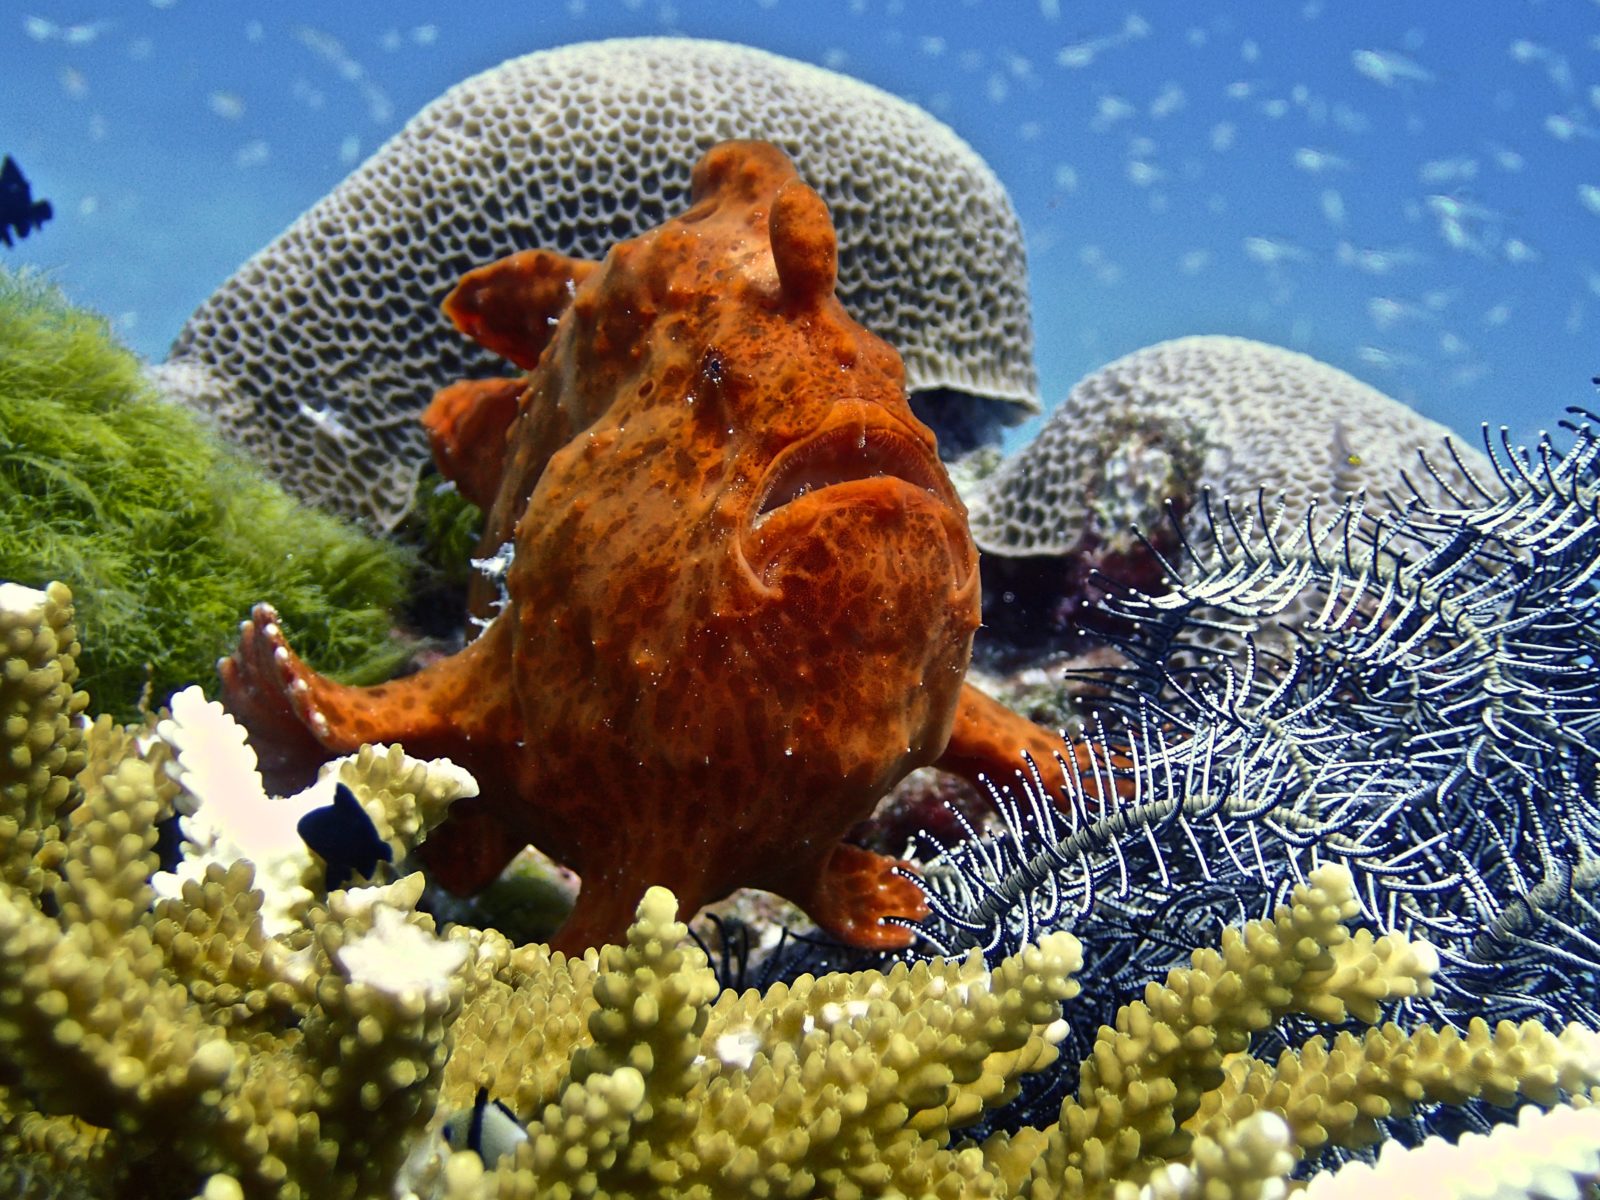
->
0, 155, 53, 248
442, 1087, 529, 1165
296, 781, 391, 890
154, 813, 185, 874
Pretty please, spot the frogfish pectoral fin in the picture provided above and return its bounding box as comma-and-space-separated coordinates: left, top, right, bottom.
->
220, 602, 517, 795
442, 248, 598, 369
938, 681, 1122, 810
216, 604, 335, 797
799, 843, 931, 951
422, 377, 526, 510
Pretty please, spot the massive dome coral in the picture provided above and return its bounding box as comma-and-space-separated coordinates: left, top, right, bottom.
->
968, 335, 1491, 559
156, 37, 1038, 530
965, 336, 1497, 659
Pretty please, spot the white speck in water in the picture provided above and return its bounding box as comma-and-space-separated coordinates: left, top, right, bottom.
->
208, 90, 246, 120
234, 139, 270, 168
296, 400, 353, 439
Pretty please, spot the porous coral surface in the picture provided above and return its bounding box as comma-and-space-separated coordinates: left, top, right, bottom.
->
969, 335, 1491, 559
965, 336, 1502, 671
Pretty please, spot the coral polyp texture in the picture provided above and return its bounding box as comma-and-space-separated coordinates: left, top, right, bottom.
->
155, 36, 1038, 531
6, 580, 1600, 1200
968, 336, 1490, 559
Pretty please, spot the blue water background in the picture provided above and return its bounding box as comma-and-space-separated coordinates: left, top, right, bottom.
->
6, 1, 1599, 455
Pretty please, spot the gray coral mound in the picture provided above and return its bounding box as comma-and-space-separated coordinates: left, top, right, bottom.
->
968, 335, 1491, 558
158, 37, 1038, 531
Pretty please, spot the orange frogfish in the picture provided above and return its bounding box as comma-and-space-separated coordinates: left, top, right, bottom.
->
221, 140, 1078, 953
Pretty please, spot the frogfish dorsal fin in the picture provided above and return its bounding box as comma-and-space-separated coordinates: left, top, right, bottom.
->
443, 249, 598, 369
769, 178, 838, 305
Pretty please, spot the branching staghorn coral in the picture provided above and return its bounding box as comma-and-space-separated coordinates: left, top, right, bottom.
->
0, 581, 474, 1198
432, 884, 1083, 1199
0, 580, 88, 904
4, 579, 1599, 1199
989, 866, 1595, 1200
425, 863, 1600, 1200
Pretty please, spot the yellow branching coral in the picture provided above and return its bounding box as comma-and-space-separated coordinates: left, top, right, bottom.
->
0, 583, 478, 1199
4, 580, 1600, 1200
1001, 864, 1600, 1200
441, 885, 1084, 1199
1018, 862, 1385, 1195
1, 582, 89, 901
1191, 1018, 1600, 1157
1138, 1112, 1296, 1200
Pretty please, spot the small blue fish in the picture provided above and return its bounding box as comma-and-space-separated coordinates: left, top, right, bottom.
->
297, 782, 391, 890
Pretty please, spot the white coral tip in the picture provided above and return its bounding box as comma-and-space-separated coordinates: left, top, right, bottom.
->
335, 905, 467, 1001
0, 581, 48, 618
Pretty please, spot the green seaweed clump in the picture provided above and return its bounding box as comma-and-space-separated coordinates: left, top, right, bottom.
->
0, 267, 413, 720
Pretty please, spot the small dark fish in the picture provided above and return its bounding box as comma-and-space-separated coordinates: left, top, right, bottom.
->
154, 814, 185, 874
441, 1087, 528, 1165
296, 781, 391, 889
0, 156, 53, 248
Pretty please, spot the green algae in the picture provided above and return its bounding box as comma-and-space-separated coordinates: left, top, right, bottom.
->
0, 266, 414, 721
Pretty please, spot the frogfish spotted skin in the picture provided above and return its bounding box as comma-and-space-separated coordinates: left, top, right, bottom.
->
221, 140, 1078, 954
